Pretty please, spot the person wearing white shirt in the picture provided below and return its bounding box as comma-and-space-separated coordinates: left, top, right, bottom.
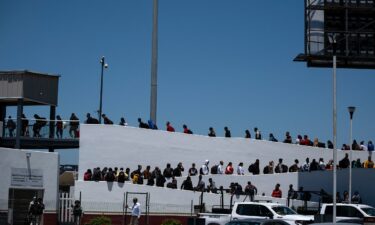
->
217, 161, 224, 174
126, 198, 141, 225
201, 160, 209, 175
237, 162, 245, 175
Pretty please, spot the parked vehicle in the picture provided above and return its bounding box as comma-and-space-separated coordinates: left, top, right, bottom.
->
225, 218, 290, 225
320, 203, 375, 221
199, 202, 314, 225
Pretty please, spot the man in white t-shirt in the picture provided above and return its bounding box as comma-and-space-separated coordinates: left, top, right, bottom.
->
126, 198, 141, 225
201, 160, 209, 175
237, 162, 245, 175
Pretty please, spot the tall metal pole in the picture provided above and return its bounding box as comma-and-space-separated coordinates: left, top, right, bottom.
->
348, 106, 355, 203
349, 115, 353, 203
332, 38, 337, 225
99, 56, 105, 124
150, 0, 158, 124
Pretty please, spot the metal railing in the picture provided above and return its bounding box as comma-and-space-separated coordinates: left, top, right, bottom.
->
1, 118, 80, 139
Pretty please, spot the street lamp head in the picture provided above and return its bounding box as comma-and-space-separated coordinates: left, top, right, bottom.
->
348, 106, 356, 119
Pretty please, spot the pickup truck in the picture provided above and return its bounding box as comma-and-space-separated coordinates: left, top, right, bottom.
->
320, 203, 375, 221
199, 202, 314, 225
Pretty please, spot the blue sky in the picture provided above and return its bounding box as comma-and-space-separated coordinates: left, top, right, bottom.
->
1, 1, 374, 164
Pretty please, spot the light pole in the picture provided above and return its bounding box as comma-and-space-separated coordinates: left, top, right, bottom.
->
328, 34, 337, 224
98, 56, 108, 124
348, 106, 355, 203
150, 0, 159, 124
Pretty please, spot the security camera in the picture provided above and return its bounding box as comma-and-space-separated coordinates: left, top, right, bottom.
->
104, 63, 108, 68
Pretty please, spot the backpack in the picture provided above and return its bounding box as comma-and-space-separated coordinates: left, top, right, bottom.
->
118, 171, 126, 183
211, 165, 218, 174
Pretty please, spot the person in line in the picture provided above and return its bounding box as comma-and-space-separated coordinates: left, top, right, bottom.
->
188, 163, 198, 176
56, 115, 63, 138
69, 113, 79, 138
368, 141, 374, 157
200, 160, 209, 175
85, 113, 99, 124
126, 198, 141, 225
119, 117, 128, 126
289, 159, 300, 173
339, 153, 350, 169
208, 127, 216, 137
263, 161, 274, 174
275, 158, 287, 173
102, 114, 113, 124
271, 183, 282, 198
183, 124, 193, 134
288, 184, 298, 200
195, 175, 205, 192
248, 159, 260, 175
352, 191, 362, 203
224, 127, 231, 138
83, 169, 92, 181
217, 161, 225, 174
166, 121, 175, 132
301, 158, 310, 172
237, 162, 245, 175
181, 176, 193, 191
225, 162, 234, 175
364, 156, 374, 168
245, 181, 257, 201
207, 178, 217, 193
269, 133, 278, 142
21, 114, 29, 136
173, 162, 184, 177
148, 119, 158, 130
6, 116, 16, 137
254, 127, 262, 140
163, 163, 174, 179
245, 130, 251, 138
138, 118, 149, 129
283, 131, 292, 143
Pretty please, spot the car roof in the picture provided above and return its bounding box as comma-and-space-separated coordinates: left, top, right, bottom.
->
323, 203, 371, 208
236, 202, 284, 207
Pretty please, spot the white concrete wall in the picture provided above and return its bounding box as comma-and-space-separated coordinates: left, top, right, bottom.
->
0, 147, 59, 211
75, 173, 308, 214
79, 125, 369, 178
77, 125, 374, 213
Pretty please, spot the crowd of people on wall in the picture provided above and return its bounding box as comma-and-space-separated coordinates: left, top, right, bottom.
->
4, 114, 374, 155
83, 155, 374, 193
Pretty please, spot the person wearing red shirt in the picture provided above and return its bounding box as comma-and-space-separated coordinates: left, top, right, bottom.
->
183, 124, 193, 134
166, 121, 175, 132
225, 162, 234, 175
271, 183, 282, 198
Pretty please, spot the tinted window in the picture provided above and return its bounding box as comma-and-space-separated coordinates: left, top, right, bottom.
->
325, 206, 363, 217
236, 204, 259, 216
361, 207, 375, 216
271, 206, 297, 215
235, 205, 272, 217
